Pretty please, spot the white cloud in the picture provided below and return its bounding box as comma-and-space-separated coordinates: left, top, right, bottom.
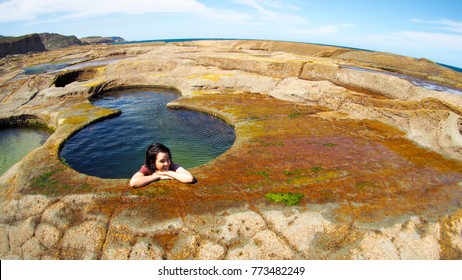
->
410, 18, 462, 34
290, 24, 356, 36
367, 31, 462, 54
0, 0, 250, 23
365, 18, 462, 53
397, 31, 462, 50
233, 0, 306, 25
429, 19, 462, 34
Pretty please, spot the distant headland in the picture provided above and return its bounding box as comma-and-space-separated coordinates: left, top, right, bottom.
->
0, 33, 125, 58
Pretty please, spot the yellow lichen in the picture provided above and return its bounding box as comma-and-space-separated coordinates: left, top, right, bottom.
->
187, 73, 233, 82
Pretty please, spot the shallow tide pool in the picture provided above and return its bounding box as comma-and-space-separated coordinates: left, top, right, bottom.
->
60, 89, 236, 179
0, 127, 49, 176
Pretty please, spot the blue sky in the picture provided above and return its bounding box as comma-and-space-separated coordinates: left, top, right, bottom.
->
1, 0, 462, 67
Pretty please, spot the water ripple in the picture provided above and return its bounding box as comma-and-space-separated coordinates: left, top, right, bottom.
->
60, 89, 236, 179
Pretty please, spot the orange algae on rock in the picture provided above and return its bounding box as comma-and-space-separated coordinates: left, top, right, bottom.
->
171, 93, 462, 222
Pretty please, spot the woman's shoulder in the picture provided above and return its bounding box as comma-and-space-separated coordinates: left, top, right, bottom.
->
139, 165, 152, 175
170, 163, 184, 171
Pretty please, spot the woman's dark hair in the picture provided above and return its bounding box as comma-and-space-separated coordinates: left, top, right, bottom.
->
145, 143, 173, 173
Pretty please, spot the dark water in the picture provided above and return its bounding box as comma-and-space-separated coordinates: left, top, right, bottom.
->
60, 89, 236, 179
23, 62, 70, 75
0, 127, 49, 175
22, 57, 126, 75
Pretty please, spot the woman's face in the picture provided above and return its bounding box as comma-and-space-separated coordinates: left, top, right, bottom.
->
155, 152, 171, 171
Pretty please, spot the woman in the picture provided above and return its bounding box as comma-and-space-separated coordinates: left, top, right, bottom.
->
129, 143, 196, 188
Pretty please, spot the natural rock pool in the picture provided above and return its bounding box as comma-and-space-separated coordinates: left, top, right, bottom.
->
0, 127, 49, 175
59, 88, 236, 179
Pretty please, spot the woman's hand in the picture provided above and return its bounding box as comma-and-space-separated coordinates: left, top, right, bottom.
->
129, 165, 196, 188
129, 172, 161, 188
155, 171, 174, 180
157, 167, 196, 184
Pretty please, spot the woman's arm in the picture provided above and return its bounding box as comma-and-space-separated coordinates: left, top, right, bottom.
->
129, 165, 196, 187
129, 172, 165, 188
156, 166, 196, 184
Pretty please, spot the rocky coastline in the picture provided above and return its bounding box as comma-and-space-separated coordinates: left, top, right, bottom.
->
0, 33, 125, 58
0, 39, 462, 260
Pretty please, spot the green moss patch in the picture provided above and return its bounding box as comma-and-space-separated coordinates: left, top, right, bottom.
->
265, 192, 304, 206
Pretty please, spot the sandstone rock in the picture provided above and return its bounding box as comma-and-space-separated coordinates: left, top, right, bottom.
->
226, 230, 294, 260
22, 236, 46, 259
61, 194, 111, 224
101, 226, 137, 260
101, 240, 131, 260
216, 210, 267, 245
8, 216, 38, 256
0, 224, 10, 257
0, 195, 52, 223
109, 204, 183, 236
262, 208, 331, 257
129, 238, 164, 260
60, 220, 107, 259
1, 40, 462, 261
300, 61, 339, 81
195, 240, 226, 260
335, 67, 415, 100
35, 223, 62, 249
448, 216, 462, 252
0, 199, 19, 224
392, 218, 441, 259
41, 201, 75, 230
270, 77, 348, 108
438, 112, 462, 157
18, 195, 53, 219
197, 54, 304, 79
350, 232, 399, 260
167, 231, 199, 260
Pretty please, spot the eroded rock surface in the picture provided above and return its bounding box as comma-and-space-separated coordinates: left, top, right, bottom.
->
1, 40, 462, 259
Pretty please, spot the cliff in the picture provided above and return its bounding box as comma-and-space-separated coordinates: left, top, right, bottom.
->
0, 33, 125, 58
38, 33, 83, 51
0, 33, 46, 58
80, 36, 125, 44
